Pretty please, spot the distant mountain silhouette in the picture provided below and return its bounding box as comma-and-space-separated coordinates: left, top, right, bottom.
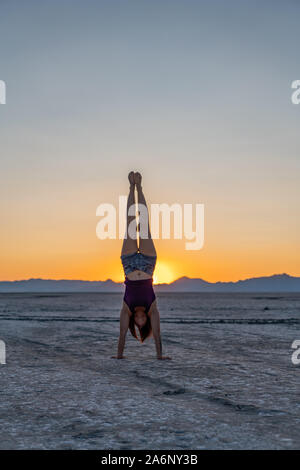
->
155, 274, 300, 292
0, 274, 299, 292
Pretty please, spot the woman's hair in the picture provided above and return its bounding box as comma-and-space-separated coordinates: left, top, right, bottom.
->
129, 313, 152, 343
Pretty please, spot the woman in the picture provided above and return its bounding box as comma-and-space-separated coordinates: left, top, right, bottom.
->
113, 171, 171, 360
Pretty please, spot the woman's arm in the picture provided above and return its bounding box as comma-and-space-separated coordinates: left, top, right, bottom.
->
112, 303, 130, 359
149, 303, 171, 360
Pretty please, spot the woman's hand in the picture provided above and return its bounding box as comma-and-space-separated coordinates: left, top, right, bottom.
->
157, 356, 172, 360
115, 304, 130, 359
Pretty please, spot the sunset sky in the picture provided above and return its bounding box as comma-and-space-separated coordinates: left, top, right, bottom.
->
1, 0, 300, 284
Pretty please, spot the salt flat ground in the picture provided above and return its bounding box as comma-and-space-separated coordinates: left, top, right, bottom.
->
0, 292, 299, 449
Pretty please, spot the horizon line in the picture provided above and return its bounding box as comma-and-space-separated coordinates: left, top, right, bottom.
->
0, 272, 296, 285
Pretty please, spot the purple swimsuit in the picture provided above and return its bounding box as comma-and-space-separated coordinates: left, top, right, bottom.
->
121, 250, 157, 314
123, 278, 156, 313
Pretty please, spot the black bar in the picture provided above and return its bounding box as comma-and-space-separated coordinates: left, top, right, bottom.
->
0, 450, 297, 466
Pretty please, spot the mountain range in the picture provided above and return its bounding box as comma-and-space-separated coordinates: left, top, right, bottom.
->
0, 274, 299, 293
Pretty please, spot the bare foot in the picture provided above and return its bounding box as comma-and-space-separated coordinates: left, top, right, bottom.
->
134, 172, 142, 188
128, 171, 135, 187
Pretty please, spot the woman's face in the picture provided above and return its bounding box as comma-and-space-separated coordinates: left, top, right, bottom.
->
134, 307, 147, 328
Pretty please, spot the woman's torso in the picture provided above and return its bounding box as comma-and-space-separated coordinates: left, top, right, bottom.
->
123, 277, 156, 313
126, 270, 152, 281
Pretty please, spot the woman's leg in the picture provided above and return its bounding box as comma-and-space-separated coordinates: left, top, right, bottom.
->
135, 173, 157, 257
121, 172, 138, 256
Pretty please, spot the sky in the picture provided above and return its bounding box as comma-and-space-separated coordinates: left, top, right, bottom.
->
0, 0, 300, 283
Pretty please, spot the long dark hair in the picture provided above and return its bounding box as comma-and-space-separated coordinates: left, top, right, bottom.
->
129, 313, 152, 343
